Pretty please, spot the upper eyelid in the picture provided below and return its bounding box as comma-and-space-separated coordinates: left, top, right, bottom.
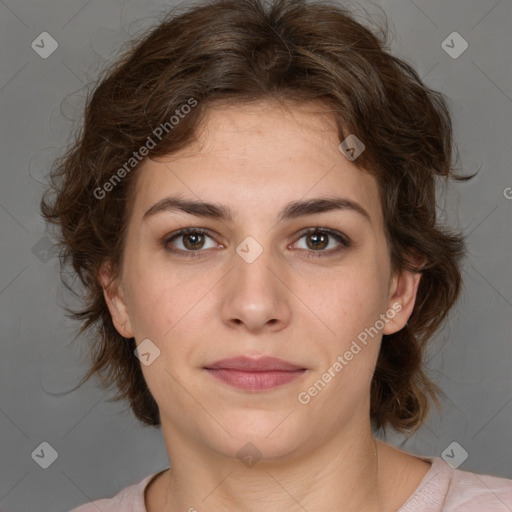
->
165, 228, 218, 245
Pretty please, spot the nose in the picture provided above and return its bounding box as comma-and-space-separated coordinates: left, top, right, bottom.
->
220, 243, 292, 333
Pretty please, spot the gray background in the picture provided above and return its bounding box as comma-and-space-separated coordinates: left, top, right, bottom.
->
0, 0, 511, 511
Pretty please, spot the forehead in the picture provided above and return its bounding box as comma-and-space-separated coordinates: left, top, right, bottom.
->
129, 101, 382, 225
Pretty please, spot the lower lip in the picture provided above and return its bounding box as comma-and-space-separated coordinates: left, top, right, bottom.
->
205, 368, 306, 391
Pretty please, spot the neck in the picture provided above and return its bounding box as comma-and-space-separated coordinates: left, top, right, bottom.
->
156, 422, 387, 512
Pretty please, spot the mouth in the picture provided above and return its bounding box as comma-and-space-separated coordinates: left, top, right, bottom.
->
204, 356, 307, 391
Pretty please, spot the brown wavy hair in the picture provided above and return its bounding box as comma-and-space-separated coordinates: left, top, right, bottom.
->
41, 0, 470, 433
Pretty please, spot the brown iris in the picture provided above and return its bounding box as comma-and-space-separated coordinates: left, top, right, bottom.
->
183, 232, 205, 250
306, 231, 329, 251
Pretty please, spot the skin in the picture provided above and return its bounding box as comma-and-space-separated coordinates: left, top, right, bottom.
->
100, 100, 431, 512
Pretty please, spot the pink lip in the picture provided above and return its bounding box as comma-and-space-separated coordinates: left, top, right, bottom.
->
204, 356, 307, 391
206, 356, 304, 371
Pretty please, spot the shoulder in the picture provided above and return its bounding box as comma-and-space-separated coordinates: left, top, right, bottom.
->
399, 457, 512, 512
443, 459, 512, 511
67, 469, 168, 512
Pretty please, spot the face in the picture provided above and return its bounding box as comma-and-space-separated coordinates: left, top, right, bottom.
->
101, 101, 420, 461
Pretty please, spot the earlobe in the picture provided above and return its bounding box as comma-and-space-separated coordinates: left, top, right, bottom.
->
98, 263, 134, 339
383, 269, 422, 335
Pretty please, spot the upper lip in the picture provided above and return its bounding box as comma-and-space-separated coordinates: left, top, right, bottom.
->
204, 356, 305, 371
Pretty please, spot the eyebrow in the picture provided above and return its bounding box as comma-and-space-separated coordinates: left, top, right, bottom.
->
142, 195, 371, 223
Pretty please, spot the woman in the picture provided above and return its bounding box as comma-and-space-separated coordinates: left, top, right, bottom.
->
42, 0, 512, 510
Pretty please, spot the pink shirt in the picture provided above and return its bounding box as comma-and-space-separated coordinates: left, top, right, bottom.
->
69, 457, 512, 511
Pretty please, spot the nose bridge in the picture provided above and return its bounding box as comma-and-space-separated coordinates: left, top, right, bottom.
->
220, 236, 290, 331
234, 240, 275, 289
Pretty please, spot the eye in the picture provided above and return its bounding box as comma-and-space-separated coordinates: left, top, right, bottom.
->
292, 228, 351, 257
164, 228, 221, 256
163, 226, 351, 259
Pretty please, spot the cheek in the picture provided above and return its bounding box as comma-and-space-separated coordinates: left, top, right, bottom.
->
308, 274, 386, 382
316, 265, 389, 334
126, 278, 172, 339
122, 252, 204, 338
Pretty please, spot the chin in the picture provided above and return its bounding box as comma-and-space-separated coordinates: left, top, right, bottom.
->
210, 409, 309, 460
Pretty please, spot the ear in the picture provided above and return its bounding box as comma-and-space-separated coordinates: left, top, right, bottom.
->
98, 262, 134, 338
383, 267, 422, 336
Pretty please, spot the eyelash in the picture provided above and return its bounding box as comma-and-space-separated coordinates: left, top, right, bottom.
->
163, 227, 351, 259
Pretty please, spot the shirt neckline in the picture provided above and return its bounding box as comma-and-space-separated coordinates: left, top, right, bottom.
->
135, 457, 453, 512
137, 467, 170, 511
396, 457, 453, 511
